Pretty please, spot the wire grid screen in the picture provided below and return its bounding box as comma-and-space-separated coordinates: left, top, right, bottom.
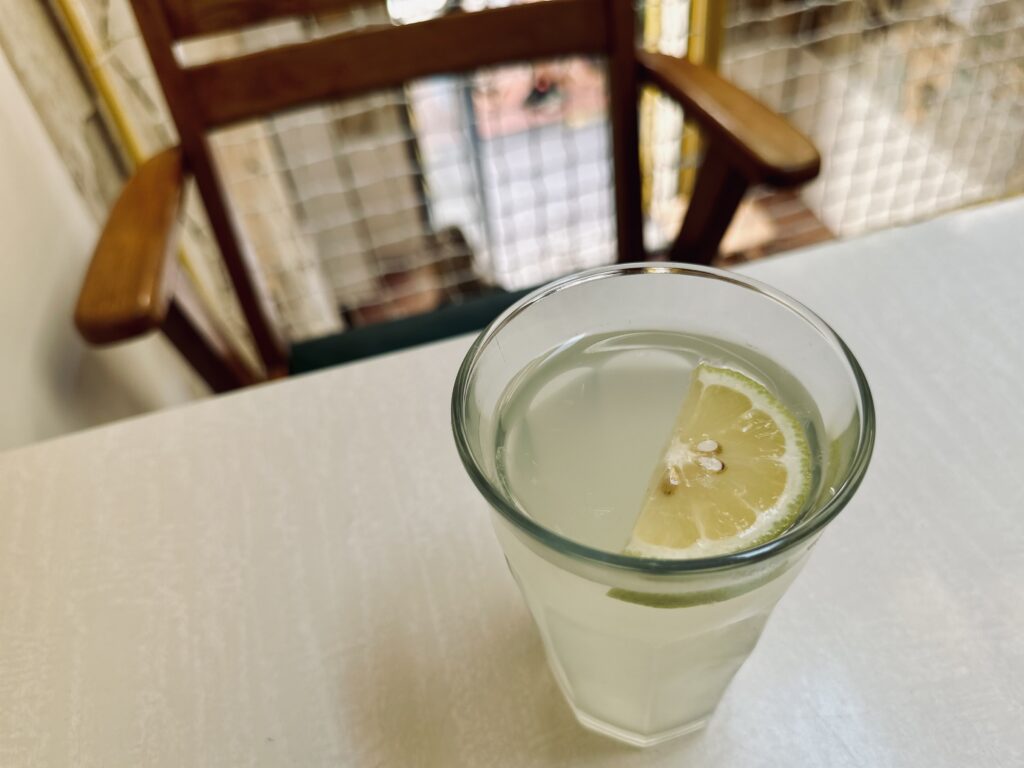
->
56, 0, 1024, 352
173, 4, 619, 342
210, 54, 617, 340
719, 0, 1024, 237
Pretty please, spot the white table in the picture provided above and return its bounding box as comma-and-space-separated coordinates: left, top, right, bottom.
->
3, 200, 1023, 766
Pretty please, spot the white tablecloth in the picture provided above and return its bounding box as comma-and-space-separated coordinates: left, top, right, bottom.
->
2, 199, 1023, 766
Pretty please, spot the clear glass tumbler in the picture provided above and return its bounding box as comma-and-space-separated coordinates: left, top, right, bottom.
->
452, 264, 875, 747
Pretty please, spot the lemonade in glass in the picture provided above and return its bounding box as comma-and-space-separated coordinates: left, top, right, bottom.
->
452, 264, 874, 746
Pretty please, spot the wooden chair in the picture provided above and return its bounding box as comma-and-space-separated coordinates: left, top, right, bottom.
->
74, 0, 820, 393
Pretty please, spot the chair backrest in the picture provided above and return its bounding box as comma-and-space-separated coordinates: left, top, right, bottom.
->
129, 0, 642, 376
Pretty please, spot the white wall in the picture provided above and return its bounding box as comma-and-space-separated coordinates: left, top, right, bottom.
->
0, 46, 204, 453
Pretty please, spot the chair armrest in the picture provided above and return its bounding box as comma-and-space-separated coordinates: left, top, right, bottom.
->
75, 147, 185, 344
637, 51, 820, 186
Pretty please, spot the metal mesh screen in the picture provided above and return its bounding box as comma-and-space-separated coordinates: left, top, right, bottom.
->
719, 0, 1024, 237
59, 0, 1024, 353
210, 55, 615, 340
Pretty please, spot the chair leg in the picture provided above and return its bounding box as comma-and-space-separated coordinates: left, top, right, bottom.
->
164, 277, 260, 393
669, 142, 748, 265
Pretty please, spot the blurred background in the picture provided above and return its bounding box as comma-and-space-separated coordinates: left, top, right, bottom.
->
2, 0, 1022, 449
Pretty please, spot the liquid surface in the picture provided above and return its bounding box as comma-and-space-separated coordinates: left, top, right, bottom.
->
495, 331, 825, 554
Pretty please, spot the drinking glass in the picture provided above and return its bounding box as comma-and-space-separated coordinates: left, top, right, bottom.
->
452, 264, 875, 746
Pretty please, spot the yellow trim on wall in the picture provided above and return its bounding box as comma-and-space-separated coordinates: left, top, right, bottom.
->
640, 0, 664, 213
52, 0, 146, 164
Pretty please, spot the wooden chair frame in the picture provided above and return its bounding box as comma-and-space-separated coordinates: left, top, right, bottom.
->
75, 0, 820, 392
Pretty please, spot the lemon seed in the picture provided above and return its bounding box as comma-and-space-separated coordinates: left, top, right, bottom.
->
696, 455, 724, 473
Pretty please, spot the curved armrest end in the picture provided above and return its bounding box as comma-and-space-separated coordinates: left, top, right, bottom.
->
75, 147, 186, 344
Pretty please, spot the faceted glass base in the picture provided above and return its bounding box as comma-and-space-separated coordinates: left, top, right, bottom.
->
575, 710, 708, 748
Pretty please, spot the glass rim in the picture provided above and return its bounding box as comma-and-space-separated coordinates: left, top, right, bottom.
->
451, 263, 876, 575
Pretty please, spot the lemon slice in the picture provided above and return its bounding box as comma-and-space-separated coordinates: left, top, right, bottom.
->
626, 363, 811, 559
